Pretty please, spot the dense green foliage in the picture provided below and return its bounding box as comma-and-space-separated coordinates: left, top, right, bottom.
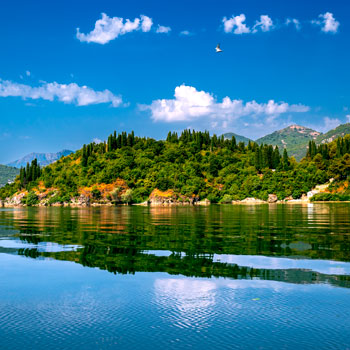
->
0, 165, 19, 186
310, 193, 350, 202
19, 159, 41, 187
22, 191, 40, 206
306, 138, 350, 181
1, 129, 350, 203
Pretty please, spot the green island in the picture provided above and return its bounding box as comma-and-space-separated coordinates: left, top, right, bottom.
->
0, 129, 349, 206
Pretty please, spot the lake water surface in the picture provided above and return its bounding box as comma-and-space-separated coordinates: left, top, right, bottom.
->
1, 204, 350, 349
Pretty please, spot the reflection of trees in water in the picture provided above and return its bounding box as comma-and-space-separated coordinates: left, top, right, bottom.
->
1, 205, 350, 262
16, 246, 350, 289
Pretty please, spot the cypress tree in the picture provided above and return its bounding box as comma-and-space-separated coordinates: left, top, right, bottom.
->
82, 145, 88, 167
273, 146, 281, 169
255, 148, 262, 171
230, 136, 236, 151
282, 149, 289, 170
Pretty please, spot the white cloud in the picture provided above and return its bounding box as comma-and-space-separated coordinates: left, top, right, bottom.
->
179, 30, 193, 36
76, 13, 154, 44
222, 14, 250, 34
322, 116, 341, 131
140, 85, 309, 132
285, 18, 301, 30
346, 115, 350, 123
309, 116, 341, 133
312, 12, 339, 33
26, 70, 31, 77
93, 138, 103, 144
0, 79, 123, 107
253, 15, 274, 33
156, 25, 171, 33
223, 14, 274, 34
140, 15, 153, 32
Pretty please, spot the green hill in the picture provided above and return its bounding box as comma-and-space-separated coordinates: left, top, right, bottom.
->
316, 123, 350, 145
221, 132, 252, 144
0, 165, 19, 187
256, 125, 321, 160
1, 129, 350, 204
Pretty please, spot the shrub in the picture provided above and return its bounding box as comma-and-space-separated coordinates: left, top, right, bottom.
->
219, 194, 233, 204
310, 193, 350, 202
25, 191, 39, 206
110, 187, 121, 201
121, 189, 133, 204
91, 186, 101, 199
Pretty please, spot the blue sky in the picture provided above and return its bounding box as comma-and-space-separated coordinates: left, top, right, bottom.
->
0, 0, 349, 163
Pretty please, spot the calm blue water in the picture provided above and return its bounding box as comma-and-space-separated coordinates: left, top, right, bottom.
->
1, 205, 350, 349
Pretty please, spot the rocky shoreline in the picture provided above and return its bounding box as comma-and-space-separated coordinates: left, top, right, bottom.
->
0, 194, 316, 208
0, 181, 335, 208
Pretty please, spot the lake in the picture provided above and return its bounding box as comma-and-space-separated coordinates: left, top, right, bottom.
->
1, 204, 350, 349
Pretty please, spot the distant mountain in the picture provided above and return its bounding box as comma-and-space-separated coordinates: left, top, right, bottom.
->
316, 123, 350, 145
222, 132, 252, 144
256, 125, 321, 160
7, 150, 73, 168
0, 164, 19, 186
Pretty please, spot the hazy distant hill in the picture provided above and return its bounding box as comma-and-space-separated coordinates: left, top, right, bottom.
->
7, 150, 73, 168
222, 132, 252, 144
256, 125, 321, 160
316, 123, 350, 145
0, 165, 19, 186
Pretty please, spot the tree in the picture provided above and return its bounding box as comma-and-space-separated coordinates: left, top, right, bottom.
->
121, 189, 133, 204
282, 149, 290, 170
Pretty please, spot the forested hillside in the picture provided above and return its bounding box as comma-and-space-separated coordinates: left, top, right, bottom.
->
0, 165, 19, 186
316, 123, 350, 145
0, 130, 349, 204
256, 125, 320, 160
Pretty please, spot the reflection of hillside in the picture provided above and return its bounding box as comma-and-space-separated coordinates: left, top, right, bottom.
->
16, 247, 350, 289
1, 205, 350, 263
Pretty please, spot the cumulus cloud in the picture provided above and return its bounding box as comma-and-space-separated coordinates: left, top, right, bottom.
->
252, 15, 274, 33
222, 13, 340, 35
76, 13, 156, 44
0, 79, 123, 107
346, 115, 350, 123
223, 14, 274, 34
140, 15, 153, 32
140, 85, 309, 133
156, 25, 171, 33
312, 12, 339, 33
285, 18, 301, 30
222, 14, 250, 34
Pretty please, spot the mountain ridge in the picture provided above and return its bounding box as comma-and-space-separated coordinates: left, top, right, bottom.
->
221, 132, 252, 144
7, 149, 73, 168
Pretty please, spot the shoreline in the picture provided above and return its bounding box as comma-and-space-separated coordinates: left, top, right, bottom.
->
1, 201, 350, 208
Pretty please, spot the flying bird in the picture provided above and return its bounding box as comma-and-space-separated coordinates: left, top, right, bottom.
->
215, 44, 223, 53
